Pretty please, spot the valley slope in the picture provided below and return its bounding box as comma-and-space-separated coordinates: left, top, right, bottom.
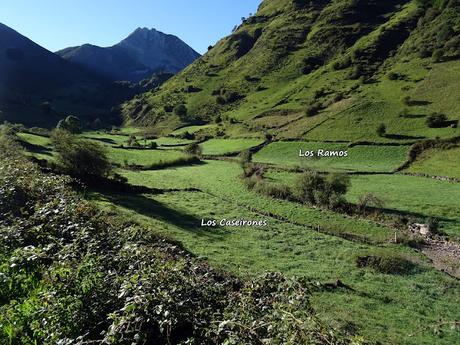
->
121, 0, 460, 143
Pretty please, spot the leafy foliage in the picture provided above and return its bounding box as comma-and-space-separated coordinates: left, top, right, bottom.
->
51, 129, 112, 178
294, 171, 350, 210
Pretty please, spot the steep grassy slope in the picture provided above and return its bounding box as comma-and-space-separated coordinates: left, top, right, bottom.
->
122, 0, 460, 142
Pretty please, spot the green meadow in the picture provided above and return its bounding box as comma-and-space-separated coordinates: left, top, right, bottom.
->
407, 147, 460, 179
13, 118, 460, 345
254, 141, 409, 172
200, 138, 265, 156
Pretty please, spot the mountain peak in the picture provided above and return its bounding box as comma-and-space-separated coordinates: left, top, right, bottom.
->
57, 27, 200, 82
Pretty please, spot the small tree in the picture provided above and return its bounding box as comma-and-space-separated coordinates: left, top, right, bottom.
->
376, 123, 387, 137
239, 150, 253, 172
57, 115, 82, 134
51, 129, 111, 178
184, 143, 202, 157
357, 193, 385, 214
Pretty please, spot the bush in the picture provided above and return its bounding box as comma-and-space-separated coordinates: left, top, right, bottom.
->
174, 104, 188, 118
376, 123, 386, 137
294, 171, 349, 209
426, 112, 448, 128
254, 181, 292, 200
51, 129, 112, 178
184, 142, 202, 157
305, 103, 321, 117
432, 49, 443, 63
357, 193, 385, 214
332, 56, 351, 70
347, 65, 363, 80
216, 95, 226, 105
387, 72, 400, 80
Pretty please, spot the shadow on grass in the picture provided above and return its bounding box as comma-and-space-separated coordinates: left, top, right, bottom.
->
94, 191, 228, 239
19, 140, 53, 156
384, 134, 426, 140
399, 114, 426, 119
85, 137, 117, 145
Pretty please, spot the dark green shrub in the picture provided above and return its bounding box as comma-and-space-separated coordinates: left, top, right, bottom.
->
184, 142, 202, 157
376, 123, 386, 137
216, 95, 226, 105
357, 193, 385, 214
387, 72, 400, 80
294, 171, 349, 209
401, 95, 412, 106
305, 103, 321, 117
253, 181, 292, 200
174, 104, 188, 118
426, 112, 448, 128
432, 49, 443, 63
51, 129, 112, 178
347, 65, 363, 80
332, 56, 351, 70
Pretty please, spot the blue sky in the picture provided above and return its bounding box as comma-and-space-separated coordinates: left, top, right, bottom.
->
0, 0, 261, 54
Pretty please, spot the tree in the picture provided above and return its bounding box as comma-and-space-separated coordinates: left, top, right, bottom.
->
57, 115, 82, 134
51, 129, 111, 178
376, 123, 387, 137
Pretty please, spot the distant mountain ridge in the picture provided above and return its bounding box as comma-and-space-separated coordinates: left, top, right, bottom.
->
57, 28, 200, 82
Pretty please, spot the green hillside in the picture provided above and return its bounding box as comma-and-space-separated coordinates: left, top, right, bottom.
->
121, 0, 460, 143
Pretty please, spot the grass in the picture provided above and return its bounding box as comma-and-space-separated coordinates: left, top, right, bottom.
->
347, 174, 460, 240
406, 146, 460, 179
118, 160, 396, 244
17, 132, 51, 147
92, 162, 460, 345
254, 141, 409, 172
200, 138, 264, 156
171, 124, 216, 135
